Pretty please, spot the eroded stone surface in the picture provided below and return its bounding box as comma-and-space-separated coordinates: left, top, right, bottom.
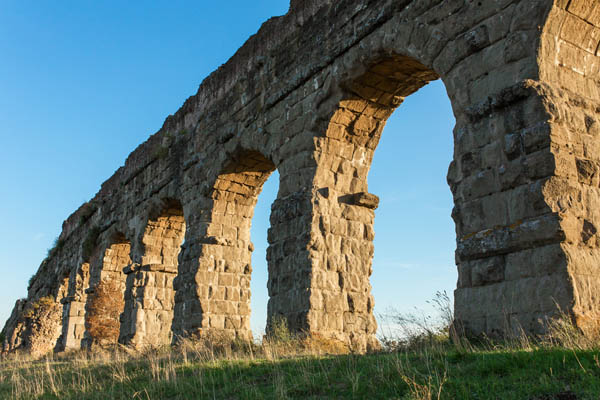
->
3, 0, 599, 355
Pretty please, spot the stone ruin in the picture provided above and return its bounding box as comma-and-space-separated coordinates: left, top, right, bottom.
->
3, 0, 600, 355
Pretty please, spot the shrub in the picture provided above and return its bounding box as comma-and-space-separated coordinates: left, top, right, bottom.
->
27, 274, 36, 291
153, 146, 169, 160
266, 315, 292, 344
21, 296, 56, 319
86, 279, 124, 346
46, 237, 66, 258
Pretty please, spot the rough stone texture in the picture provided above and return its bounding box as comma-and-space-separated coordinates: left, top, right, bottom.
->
2, 0, 598, 355
3, 296, 64, 357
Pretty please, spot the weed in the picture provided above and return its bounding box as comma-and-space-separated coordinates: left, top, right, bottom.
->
79, 202, 98, 226
3, 293, 600, 399
46, 236, 66, 258
266, 315, 292, 344
380, 290, 454, 352
27, 274, 36, 290
541, 307, 600, 351
153, 146, 169, 160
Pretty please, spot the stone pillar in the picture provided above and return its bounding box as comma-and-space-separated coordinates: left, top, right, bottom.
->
530, 0, 600, 335
172, 232, 207, 339
59, 263, 89, 350
120, 207, 185, 346
450, 0, 600, 336
171, 212, 255, 342
172, 152, 273, 341
175, 235, 253, 341
120, 265, 178, 346
266, 191, 315, 333
450, 94, 573, 336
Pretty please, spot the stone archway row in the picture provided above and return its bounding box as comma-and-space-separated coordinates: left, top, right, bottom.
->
4, 0, 600, 355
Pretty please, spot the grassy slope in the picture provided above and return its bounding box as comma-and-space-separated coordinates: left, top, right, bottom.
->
1, 347, 599, 399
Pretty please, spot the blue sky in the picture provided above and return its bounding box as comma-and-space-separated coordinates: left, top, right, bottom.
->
0, 1, 456, 337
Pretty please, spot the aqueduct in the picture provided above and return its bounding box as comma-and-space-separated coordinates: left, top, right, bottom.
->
4, 0, 600, 354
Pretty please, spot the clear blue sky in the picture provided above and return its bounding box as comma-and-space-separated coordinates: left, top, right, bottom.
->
0, 1, 456, 337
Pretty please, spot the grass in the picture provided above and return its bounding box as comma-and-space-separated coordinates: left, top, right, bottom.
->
2, 294, 599, 399
1, 343, 599, 399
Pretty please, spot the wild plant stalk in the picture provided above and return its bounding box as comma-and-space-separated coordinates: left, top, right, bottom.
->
2, 292, 599, 399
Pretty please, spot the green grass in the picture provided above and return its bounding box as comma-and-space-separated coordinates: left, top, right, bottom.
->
3, 293, 598, 399
1, 345, 599, 399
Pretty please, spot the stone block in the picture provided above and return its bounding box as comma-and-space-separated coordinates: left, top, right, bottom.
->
470, 256, 505, 287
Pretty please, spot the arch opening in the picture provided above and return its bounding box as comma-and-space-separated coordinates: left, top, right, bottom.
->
368, 80, 456, 339
249, 170, 279, 339
313, 54, 455, 349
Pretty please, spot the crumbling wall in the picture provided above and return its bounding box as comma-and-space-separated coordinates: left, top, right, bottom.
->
4, 0, 599, 355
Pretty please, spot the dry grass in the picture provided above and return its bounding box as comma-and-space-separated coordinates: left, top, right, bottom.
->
1, 296, 600, 399
85, 279, 124, 346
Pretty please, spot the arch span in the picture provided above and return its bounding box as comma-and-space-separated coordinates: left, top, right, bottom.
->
121, 199, 186, 347
173, 150, 277, 341
4, 0, 600, 354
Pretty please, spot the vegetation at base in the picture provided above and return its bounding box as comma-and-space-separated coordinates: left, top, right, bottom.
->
1, 294, 599, 399
86, 280, 124, 346
1, 340, 598, 399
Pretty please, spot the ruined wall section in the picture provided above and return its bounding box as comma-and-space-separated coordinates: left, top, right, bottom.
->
536, 0, 600, 334
5, 0, 592, 354
2, 227, 77, 354
300, 0, 568, 344
1, 0, 354, 353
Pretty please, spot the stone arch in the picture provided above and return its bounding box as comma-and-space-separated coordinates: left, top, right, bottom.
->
175, 149, 276, 340
303, 55, 441, 351
84, 233, 131, 346
120, 199, 186, 347
9, 0, 600, 355
319, 55, 439, 189
301, 2, 568, 345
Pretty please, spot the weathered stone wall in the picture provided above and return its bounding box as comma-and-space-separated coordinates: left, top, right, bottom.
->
3, 0, 598, 355
536, 0, 600, 335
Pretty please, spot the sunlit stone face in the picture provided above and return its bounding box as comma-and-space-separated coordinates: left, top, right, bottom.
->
6, 0, 600, 355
